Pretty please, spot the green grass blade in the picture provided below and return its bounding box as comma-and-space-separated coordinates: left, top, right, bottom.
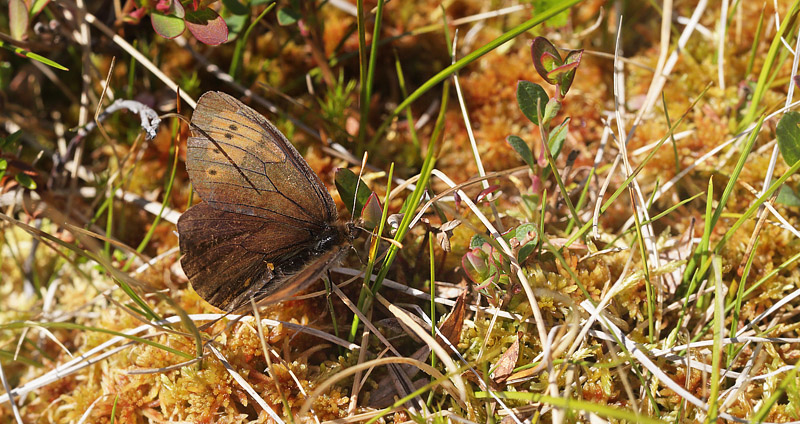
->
368, 0, 583, 148
473, 391, 663, 424
229, 2, 276, 79
739, 1, 800, 129
706, 257, 724, 422
0, 40, 68, 70
349, 163, 394, 342
348, 81, 449, 341
681, 116, 764, 304
564, 84, 709, 249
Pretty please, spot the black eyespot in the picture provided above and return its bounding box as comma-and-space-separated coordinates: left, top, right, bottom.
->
229, 124, 238, 131
208, 169, 217, 176
224, 133, 233, 139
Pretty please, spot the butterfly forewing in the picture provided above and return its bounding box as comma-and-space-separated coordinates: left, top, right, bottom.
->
187, 91, 337, 227
178, 91, 344, 312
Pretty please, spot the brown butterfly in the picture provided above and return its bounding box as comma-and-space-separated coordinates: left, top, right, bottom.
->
177, 91, 357, 313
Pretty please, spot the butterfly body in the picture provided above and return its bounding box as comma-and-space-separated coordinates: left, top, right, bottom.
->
177, 91, 354, 312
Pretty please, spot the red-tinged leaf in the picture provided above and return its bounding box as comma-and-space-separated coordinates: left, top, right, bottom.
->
539, 51, 561, 77
563, 48, 583, 66
492, 333, 521, 384
548, 51, 582, 97
560, 50, 583, 97
475, 185, 500, 203
531, 36, 561, 82
151, 11, 185, 39
156, 0, 171, 13
436, 290, 466, 349
546, 60, 579, 82
9, 0, 29, 41
462, 249, 490, 284
160, 0, 184, 18
531, 173, 542, 193
361, 192, 382, 231
127, 6, 148, 21
185, 7, 228, 45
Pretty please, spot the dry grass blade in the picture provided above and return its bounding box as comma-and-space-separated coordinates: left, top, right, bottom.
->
373, 294, 468, 404
298, 356, 461, 417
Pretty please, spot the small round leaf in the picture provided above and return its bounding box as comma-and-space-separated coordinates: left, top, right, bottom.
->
777, 111, 800, 167
185, 7, 229, 45
151, 12, 185, 39
516, 80, 549, 126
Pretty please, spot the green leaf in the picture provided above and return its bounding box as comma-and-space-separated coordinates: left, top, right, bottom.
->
522, 194, 540, 212
185, 7, 229, 45
507, 135, 535, 170
776, 181, 800, 207
548, 117, 570, 159
542, 118, 570, 177
543, 97, 561, 123
516, 81, 548, 126
15, 173, 36, 190
151, 12, 185, 39
515, 223, 539, 262
277, 7, 300, 25
9, 0, 29, 41
532, 0, 569, 27
221, 0, 249, 15
777, 111, 800, 167
0, 158, 7, 172
1, 130, 22, 151
360, 192, 383, 230
470, 234, 491, 249
224, 13, 248, 36
334, 168, 372, 219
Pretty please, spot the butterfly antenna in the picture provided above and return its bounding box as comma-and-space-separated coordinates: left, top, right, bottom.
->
351, 152, 369, 222
352, 222, 403, 249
